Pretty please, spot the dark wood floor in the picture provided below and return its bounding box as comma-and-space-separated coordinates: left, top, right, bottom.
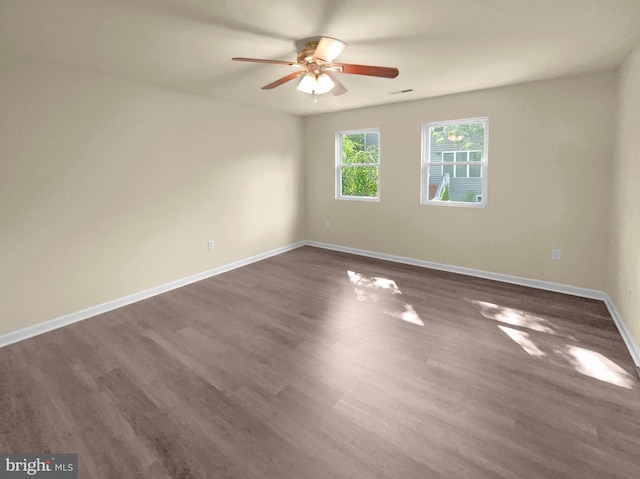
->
1, 246, 639, 478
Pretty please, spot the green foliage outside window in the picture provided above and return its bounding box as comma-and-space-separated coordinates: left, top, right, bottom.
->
340, 133, 379, 198
431, 123, 485, 151
463, 190, 478, 202
440, 184, 450, 201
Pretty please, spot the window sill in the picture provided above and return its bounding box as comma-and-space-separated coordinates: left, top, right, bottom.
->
336, 196, 380, 202
422, 199, 486, 208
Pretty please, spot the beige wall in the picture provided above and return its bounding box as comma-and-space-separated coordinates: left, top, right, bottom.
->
305, 72, 616, 291
0, 53, 305, 335
0, 50, 630, 343
609, 44, 640, 351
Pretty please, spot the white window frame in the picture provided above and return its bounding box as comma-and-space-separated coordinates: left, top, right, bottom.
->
421, 117, 488, 208
335, 128, 381, 202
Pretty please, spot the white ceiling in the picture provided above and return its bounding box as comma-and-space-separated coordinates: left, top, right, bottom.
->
1, 0, 639, 116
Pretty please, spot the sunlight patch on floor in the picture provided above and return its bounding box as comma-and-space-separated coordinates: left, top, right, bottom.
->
560, 346, 635, 389
468, 299, 560, 335
384, 304, 424, 326
348, 271, 401, 296
347, 270, 424, 326
498, 325, 547, 357
497, 324, 634, 389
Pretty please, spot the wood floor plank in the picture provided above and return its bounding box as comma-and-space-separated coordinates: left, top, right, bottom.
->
1, 245, 639, 478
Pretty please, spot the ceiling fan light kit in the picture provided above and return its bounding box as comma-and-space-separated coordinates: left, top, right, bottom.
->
232, 37, 399, 102
297, 72, 335, 103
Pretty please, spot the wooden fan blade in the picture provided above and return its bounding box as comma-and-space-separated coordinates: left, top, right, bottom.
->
261, 71, 305, 90
333, 63, 399, 78
232, 57, 297, 66
312, 37, 346, 63
324, 71, 347, 96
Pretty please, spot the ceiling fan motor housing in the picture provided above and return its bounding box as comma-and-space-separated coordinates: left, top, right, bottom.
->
297, 41, 320, 65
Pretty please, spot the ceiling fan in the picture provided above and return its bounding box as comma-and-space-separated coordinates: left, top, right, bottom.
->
232, 37, 399, 100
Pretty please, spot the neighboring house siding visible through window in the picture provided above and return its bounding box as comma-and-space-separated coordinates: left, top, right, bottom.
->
421, 117, 488, 206
364, 132, 378, 150
336, 128, 380, 201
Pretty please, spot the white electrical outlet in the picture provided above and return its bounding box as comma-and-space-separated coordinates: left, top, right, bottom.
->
551, 249, 561, 261
325, 221, 331, 229
208, 240, 215, 250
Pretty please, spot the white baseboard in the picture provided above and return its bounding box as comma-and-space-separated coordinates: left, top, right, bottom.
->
306, 241, 640, 372
0, 241, 305, 349
601, 295, 640, 375
306, 241, 606, 298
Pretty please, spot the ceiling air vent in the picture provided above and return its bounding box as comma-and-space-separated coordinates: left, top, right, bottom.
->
388, 89, 414, 95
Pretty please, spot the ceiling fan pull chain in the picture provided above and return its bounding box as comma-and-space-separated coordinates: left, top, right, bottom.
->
314, 91, 318, 104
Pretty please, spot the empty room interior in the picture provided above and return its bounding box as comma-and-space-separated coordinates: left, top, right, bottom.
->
2, 0, 640, 477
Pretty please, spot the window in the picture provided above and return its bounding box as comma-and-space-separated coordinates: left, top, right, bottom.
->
336, 129, 380, 201
421, 117, 488, 207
